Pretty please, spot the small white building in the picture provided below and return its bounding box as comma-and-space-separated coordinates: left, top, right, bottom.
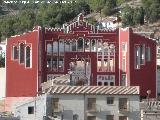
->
140, 100, 160, 120
0, 42, 6, 58
97, 17, 121, 29
0, 68, 6, 100
14, 86, 140, 120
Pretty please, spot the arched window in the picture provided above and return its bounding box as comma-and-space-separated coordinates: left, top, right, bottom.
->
77, 38, 84, 52
47, 43, 52, 55
25, 46, 31, 68
59, 40, 64, 55
53, 41, 58, 55
12, 46, 18, 60
19, 43, 25, 64
85, 39, 90, 52
71, 40, 77, 51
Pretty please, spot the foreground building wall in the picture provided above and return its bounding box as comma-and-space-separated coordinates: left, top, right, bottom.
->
14, 86, 140, 120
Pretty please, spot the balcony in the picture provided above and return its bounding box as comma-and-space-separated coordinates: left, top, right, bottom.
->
119, 106, 130, 113
53, 104, 63, 113
87, 103, 97, 113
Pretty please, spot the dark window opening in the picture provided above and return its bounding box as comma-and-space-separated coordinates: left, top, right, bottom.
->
13, 46, 18, 60
19, 43, 25, 64
110, 82, 114, 86
98, 82, 102, 86
26, 46, 31, 68
28, 106, 34, 114
104, 82, 108, 86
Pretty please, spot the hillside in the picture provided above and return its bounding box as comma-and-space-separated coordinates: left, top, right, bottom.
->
0, 0, 160, 40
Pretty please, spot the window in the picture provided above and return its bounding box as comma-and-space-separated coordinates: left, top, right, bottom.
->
91, 39, 96, 52
146, 47, 151, 62
106, 115, 114, 120
87, 98, 96, 111
72, 40, 77, 51
52, 58, 58, 72
59, 40, 64, 55
104, 82, 108, 86
53, 41, 58, 55
77, 38, 84, 52
65, 40, 70, 52
109, 58, 115, 72
107, 97, 114, 104
98, 82, 102, 86
119, 116, 127, 120
110, 82, 114, 86
140, 44, 145, 65
119, 98, 128, 111
122, 58, 126, 72
52, 98, 59, 112
73, 114, 78, 120
25, 46, 31, 68
19, 43, 25, 64
97, 59, 102, 72
12, 46, 18, 60
28, 106, 34, 114
58, 58, 64, 72
135, 46, 140, 69
47, 43, 52, 55
87, 116, 96, 120
85, 39, 90, 52
120, 74, 126, 86
97, 40, 102, 52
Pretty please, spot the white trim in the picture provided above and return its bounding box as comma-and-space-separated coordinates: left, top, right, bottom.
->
134, 45, 141, 70
119, 28, 121, 86
37, 27, 40, 96
18, 41, 26, 64
128, 29, 130, 86
25, 44, 32, 69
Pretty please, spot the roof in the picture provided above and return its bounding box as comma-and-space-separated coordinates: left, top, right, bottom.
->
46, 86, 139, 95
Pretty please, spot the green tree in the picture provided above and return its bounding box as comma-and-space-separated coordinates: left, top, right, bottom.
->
19, 10, 36, 31
121, 5, 134, 26
133, 7, 144, 25
142, 0, 160, 23
103, 0, 117, 16
148, 3, 160, 23
116, 0, 125, 5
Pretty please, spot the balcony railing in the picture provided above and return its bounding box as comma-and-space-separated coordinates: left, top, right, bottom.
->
119, 106, 129, 112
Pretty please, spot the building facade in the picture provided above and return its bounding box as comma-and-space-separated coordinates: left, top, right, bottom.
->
6, 14, 157, 98
14, 86, 140, 120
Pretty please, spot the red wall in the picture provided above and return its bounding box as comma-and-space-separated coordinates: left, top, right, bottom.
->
129, 32, 157, 98
6, 29, 40, 97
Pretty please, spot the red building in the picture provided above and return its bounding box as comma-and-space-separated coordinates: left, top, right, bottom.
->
6, 14, 157, 98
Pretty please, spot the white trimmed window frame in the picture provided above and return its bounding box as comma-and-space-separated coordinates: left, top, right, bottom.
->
134, 45, 140, 69
12, 45, 18, 60
25, 44, 32, 69
19, 41, 26, 64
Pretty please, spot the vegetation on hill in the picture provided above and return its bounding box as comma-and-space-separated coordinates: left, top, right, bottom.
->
0, 0, 159, 40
